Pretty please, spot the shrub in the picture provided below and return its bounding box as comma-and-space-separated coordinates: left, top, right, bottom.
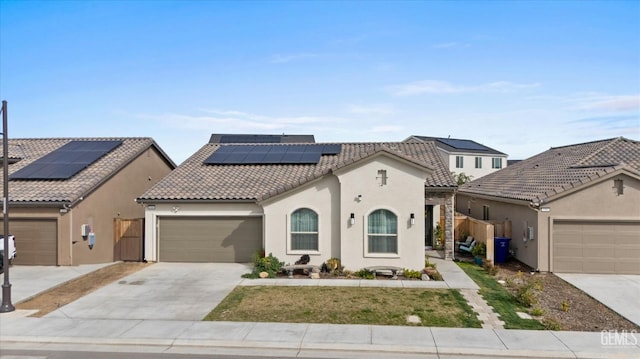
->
483, 262, 498, 276
530, 306, 546, 317
243, 252, 283, 278
471, 242, 486, 257
354, 268, 375, 279
560, 300, 570, 312
543, 318, 563, 330
516, 283, 537, 307
402, 268, 422, 279
425, 258, 437, 269
429, 271, 443, 281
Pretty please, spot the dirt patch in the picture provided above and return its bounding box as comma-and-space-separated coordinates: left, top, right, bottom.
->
494, 259, 639, 332
16, 262, 150, 317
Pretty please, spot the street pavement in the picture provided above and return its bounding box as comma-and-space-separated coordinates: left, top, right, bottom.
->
556, 273, 640, 327
0, 258, 638, 358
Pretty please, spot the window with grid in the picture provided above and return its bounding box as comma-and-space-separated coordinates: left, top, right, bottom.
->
475, 157, 482, 168
291, 208, 318, 251
492, 157, 503, 169
367, 209, 398, 254
456, 156, 464, 168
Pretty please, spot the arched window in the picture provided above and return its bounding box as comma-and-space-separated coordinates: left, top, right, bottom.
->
291, 208, 318, 251
367, 209, 398, 253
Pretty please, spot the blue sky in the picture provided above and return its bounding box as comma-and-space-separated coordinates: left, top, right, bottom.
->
1, 0, 638, 164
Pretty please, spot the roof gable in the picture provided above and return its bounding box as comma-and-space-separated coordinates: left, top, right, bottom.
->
459, 137, 640, 203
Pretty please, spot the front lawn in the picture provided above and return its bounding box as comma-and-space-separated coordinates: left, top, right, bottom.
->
204, 286, 482, 328
457, 261, 545, 330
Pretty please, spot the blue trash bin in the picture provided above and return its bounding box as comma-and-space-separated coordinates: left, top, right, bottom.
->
494, 237, 511, 263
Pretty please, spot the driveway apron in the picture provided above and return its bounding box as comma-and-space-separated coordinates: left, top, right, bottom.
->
45, 263, 252, 321
556, 273, 640, 327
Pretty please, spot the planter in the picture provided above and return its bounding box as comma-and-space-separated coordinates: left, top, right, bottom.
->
474, 256, 484, 266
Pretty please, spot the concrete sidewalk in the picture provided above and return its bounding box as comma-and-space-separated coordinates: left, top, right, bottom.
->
1, 317, 639, 358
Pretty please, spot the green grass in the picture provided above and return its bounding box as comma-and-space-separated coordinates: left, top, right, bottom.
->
204, 286, 482, 328
457, 262, 545, 330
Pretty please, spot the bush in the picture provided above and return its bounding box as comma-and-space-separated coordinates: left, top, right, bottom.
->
429, 271, 443, 281
530, 306, 546, 317
425, 258, 437, 269
483, 262, 498, 276
354, 268, 375, 279
560, 300, 570, 312
543, 318, 563, 330
471, 242, 487, 257
515, 282, 537, 307
402, 268, 422, 279
243, 252, 283, 278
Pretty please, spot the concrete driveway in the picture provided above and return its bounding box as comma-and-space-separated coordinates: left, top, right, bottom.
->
45, 262, 251, 321
556, 273, 640, 327
8, 263, 113, 303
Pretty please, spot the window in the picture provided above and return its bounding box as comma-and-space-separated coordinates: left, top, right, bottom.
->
291, 208, 318, 251
368, 209, 398, 254
475, 157, 482, 169
492, 157, 502, 169
377, 169, 387, 186
482, 205, 490, 221
614, 179, 624, 195
456, 156, 464, 168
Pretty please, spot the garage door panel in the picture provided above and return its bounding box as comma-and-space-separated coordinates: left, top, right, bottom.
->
553, 221, 640, 274
159, 216, 262, 263
9, 219, 57, 266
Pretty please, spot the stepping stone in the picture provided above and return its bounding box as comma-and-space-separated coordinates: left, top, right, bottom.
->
516, 311, 533, 319
406, 315, 421, 324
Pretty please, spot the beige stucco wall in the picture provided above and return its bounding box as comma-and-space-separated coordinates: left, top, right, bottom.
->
143, 202, 264, 262
537, 173, 640, 271
69, 147, 174, 265
261, 176, 340, 266
335, 154, 429, 271
456, 194, 539, 269
458, 172, 640, 271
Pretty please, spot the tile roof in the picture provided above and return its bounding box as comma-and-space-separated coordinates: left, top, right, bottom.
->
459, 137, 640, 203
139, 142, 456, 202
0, 137, 173, 205
407, 136, 507, 155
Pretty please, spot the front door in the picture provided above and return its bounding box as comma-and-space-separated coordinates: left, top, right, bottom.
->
425, 205, 434, 247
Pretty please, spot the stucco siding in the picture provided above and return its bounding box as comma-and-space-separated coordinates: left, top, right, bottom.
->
336, 155, 428, 271
261, 176, 340, 266
457, 194, 539, 270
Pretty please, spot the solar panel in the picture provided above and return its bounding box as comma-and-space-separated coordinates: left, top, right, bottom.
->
10, 140, 123, 180
204, 144, 340, 165
437, 139, 488, 151
219, 135, 281, 143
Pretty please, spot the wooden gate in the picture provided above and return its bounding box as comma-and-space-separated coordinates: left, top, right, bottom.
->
114, 218, 144, 261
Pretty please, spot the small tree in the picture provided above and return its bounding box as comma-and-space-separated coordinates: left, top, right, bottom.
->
452, 172, 474, 185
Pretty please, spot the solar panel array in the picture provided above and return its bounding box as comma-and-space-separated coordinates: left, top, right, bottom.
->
204, 144, 342, 165
10, 140, 123, 180
437, 138, 488, 151
219, 135, 282, 143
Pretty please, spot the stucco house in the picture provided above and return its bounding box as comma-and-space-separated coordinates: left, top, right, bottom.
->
456, 137, 640, 274
1, 137, 175, 266
405, 136, 508, 180
138, 140, 457, 270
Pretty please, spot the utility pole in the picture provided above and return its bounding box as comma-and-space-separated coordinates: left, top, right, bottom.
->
0, 100, 15, 313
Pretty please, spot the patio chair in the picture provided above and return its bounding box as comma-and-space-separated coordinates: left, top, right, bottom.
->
455, 236, 474, 248
458, 239, 476, 254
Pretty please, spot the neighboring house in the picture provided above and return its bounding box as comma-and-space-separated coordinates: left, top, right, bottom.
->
138, 140, 457, 270
1, 138, 175, 266
457, 137, 640, 274
209, 133, 315, 143
405, 136, 508, 180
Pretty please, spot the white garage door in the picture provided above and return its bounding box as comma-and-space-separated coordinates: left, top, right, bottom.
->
158, 216, 262, 263
553, 220, 640, 274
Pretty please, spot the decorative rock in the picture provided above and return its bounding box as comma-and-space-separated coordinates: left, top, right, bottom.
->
311, 266, 321, 273
309, 272, 320, 279
421, 273, 431, 281
497, 279, 506, 285
406, 315, 421, 324
259, 271, 269, 278
516, 311, 533, 319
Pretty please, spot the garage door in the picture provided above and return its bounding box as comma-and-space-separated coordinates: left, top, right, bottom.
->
158, 216, 262, 263
9, 219, 58, 266
553, 221, 640, 274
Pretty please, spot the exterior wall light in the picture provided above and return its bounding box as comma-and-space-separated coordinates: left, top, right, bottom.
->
410, 213, 415, 225
350, 213, 355, 225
